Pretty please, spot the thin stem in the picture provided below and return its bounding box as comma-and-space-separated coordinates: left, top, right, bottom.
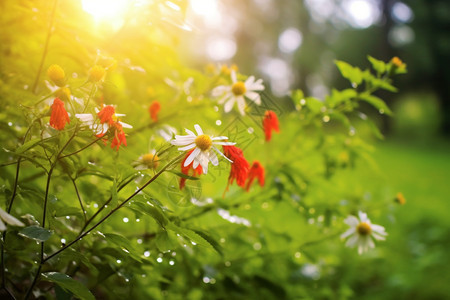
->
24, 129, 77, 297
44, 153, 184, 263
82, 84, 96, 113
78, 173, 139, 234
71, 178, 87, 222
31, 0, 59, 94
60, 136, 103, 159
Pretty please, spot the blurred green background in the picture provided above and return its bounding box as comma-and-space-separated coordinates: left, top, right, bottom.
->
183, 0, 450, 298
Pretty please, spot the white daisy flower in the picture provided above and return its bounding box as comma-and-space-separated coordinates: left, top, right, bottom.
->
212, 71, 265, 115
75, 106, 132, 136
341, 211, 387, 254
0, 207, 25, 231
170, 124, 235, 174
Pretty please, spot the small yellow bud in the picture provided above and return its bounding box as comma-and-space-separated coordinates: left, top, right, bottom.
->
395, 192, 406, 205
205, 63, 217, 75
98, 56, 117, 72
47, 64, 66, 87
391, 57, 405, 68
141, 153, 159, 169
55, 87, 71, 102
88, 65, 106, 83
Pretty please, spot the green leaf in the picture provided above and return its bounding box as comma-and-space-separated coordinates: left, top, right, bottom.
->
367, 55, 386, 74
359, 94, 393, 115
42, 272, 95, 300
326, 89, 356, 108
369, 77, 398, 92
335, 60, 362, 86
110, 179, 119, 207
128, 200, 169, 227
305, 97, 324, 114
155, 230, 178, 252
167, 170, 200, 180
53, 206, 83, 217
104, 233, 142, 262
167, 224, 222, 254
19, 226, 53, 242
15, 138, 42, 154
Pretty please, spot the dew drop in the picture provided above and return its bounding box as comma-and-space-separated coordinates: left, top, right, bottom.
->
253, 243, 262, 251
137, 239, 143, 244
300, 99, 306, 105
215, 120, 222, 126
136, 219, 140, 222
322, 115, 330, 123
225, 261, 231, 267
144, 251, 150, 257
169, 260, 175, 265
116, 259, 122, 264
247, 127, 254, 134
61, 238, 66, 244
295, 252, 301, 258
123, 217, 129, 223
203, 277, 210, 283
157, 257, 163, 263
8, 122, 13, 126
379, 109, 385, 114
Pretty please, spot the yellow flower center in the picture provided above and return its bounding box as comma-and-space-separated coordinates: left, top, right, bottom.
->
357, 222, 372, 236
195, 134, 212, 151
232, 81, 246, 96
142, 153, 159, 169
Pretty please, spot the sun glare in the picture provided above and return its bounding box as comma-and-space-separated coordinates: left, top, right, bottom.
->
81, 0, 129, 21
190, 0, 218, 17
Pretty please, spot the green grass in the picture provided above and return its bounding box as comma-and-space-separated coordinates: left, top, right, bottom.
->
352, 139, 450, 299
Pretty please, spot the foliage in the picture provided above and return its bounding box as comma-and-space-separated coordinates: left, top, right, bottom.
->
0, 1, 406, 299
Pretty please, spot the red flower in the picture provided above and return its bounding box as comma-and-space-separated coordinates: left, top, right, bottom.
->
49, 98, 70, 130
263, 110, 280, 141
149, 101, 161, 122
223, 145, 249, 189
110, 122, 127, 151
180, 149, 203, 189
246, 161, 265, 191
97, 105, 116, 125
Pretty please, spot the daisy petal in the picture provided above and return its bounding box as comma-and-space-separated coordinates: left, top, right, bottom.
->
209, 150, 219, 166
194, 124, 203, 135
236, 96, 246, 115
184, 147, 200, 167
224, 98, 236, 113
178, 144, 196, 151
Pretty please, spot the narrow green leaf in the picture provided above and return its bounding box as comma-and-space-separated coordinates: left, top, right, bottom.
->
110, 179, 118, 207
15, 138, 42, 154
359, 94, 393, 116
155, 230, 178, 252
128, 200, 169, 227
19, 226, 53, 242
42, 272, 94, 300
104, 233, 142, 262
168, 224, 221, 254
167, 170, 200, 180
367, 55, 386, 74
335, 60, 362, 85
305, 97, 324, 114
53, 207, 83, 218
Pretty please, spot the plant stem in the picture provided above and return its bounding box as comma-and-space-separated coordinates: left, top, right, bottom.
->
43, 153, 184, 263
31, 0, 59, 94
24, 130, 77, 298
78, 173, 140, 234
60, 136, 103, 159
71, 178, 87, 222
